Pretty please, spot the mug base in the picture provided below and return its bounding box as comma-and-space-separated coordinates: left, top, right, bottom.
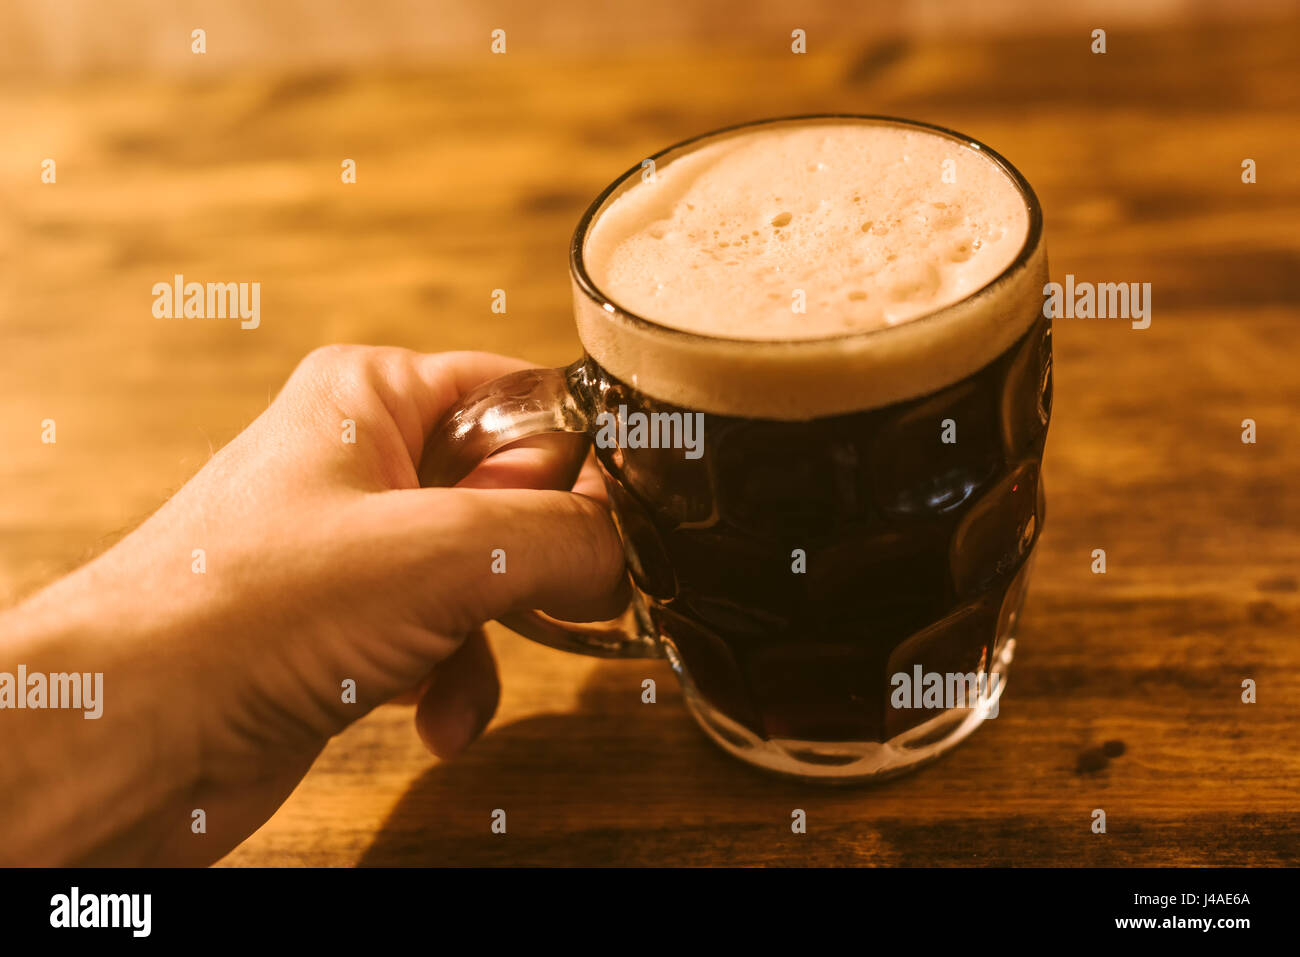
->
668, 636, 1015, 784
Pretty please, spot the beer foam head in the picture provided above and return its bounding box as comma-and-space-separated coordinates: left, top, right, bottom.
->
574, 117, 1045, 419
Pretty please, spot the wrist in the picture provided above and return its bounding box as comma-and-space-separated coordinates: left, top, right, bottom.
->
0, 568, 203, 864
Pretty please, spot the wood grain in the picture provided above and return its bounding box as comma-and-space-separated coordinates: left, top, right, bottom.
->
1, 16, 1297, 865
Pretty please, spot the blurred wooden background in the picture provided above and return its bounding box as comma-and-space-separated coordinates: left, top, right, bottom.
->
1, 1, 1297, 865
3, 0, 1294, 77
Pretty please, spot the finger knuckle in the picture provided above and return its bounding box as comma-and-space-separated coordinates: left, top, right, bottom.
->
293, 344, 382, 402
300, 343, 363, 373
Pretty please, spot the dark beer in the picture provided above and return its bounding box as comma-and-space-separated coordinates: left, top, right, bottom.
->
571, 308, 1050, 744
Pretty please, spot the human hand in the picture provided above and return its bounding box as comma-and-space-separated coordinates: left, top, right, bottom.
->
0, 346, 627, 865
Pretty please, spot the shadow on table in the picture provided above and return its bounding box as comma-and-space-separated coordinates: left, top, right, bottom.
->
357, 659, 846, 865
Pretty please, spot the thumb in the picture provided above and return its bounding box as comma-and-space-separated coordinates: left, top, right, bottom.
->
381, 485, 631, 630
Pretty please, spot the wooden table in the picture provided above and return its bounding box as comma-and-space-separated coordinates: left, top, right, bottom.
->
2, 18, 1297, 866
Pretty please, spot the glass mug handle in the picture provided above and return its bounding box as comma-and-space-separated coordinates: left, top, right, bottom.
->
417, 360, 662, 660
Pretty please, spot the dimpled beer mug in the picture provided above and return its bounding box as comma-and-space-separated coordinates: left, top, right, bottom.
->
419, 115, 1051, 782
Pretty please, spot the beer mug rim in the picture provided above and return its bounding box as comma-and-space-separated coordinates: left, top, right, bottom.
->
569, 113, 1044, 347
